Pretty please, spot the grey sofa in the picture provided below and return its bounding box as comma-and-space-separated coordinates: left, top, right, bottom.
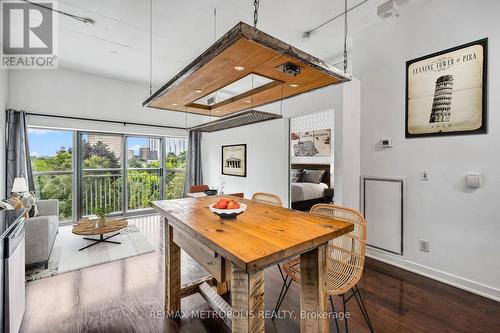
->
25, 199, 59, 268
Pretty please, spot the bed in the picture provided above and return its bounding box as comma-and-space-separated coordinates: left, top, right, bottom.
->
291, 164, 333, 211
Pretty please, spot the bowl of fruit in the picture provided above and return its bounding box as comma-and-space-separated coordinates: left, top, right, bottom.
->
209, 197, 247, 219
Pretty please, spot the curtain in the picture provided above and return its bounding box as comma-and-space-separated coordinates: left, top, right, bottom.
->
6, 109, 35, 194
183, 130, 203, 195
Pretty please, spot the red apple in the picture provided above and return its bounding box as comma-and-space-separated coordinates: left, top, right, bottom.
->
216, 201, 228, 209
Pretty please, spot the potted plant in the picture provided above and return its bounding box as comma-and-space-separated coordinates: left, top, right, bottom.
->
95, 205, 113, 227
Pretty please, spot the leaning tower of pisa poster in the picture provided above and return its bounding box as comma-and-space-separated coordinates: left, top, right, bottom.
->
406, 39, 487, 137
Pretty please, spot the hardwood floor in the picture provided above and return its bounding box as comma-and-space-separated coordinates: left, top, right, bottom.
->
21, 215, 500, 333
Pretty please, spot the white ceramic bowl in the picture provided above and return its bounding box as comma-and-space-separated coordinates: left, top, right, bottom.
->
209, 203, 247, 219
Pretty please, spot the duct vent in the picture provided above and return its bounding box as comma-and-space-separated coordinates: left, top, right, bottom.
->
188, 110, 282, 133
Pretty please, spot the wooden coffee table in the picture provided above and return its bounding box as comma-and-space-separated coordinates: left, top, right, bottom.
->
72, 218, 128, 251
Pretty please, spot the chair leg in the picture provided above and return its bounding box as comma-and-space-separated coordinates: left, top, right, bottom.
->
329, 295, 340, 333
353, 285, 375, 332
272, 276, 288, 318
277, 264, 286, 282
342, 294, 349, 333
272, 276, 292, 318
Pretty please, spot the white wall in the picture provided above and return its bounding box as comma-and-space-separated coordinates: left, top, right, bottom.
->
202, 81, 361, 208
335, 79, 361, 209
0, 69, 8, 198
202, 119, 289, 202
354, 0, 500, 300
8, 68, 207, 136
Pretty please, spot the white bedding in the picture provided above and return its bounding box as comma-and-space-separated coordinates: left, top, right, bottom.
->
291, 182, 328, 202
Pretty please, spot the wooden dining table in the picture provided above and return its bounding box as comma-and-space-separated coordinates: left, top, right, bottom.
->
152, 195, 353, 333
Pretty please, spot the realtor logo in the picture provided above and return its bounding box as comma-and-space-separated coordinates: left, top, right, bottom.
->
1, 0, 58, 68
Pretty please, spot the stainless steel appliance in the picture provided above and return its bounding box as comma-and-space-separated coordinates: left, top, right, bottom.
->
1, 209, 26, 333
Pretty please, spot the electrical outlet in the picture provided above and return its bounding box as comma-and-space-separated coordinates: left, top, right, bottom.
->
419, 239, 430, 253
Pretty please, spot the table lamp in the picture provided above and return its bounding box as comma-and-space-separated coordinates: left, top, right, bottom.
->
11, 177, 29, 197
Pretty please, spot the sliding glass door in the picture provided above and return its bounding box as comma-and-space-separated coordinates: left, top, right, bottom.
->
79, 133, 124, 217
28, 128, 75, 222
28, 127, 187, 223
78, 133, 165, 218
164, 137, 188, 199
125, 136, 162, 212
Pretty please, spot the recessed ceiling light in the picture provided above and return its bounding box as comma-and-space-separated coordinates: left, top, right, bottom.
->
171, 103, 178, 106
234, 65, 245, 71
244, 100, 251, 103
290, 83, 299, 88
215, 110, 222, 113
194, 89, 203, 93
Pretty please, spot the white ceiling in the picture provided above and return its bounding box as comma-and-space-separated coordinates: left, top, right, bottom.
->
54, 0, 396, 88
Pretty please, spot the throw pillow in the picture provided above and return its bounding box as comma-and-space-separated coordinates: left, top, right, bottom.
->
0, 200, 15, 210
7, 196, 29, 219
302, 169, 326, 184
291, 169, 305, 182
21, 192, 38, 217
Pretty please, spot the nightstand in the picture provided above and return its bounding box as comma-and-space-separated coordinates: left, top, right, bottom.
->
324, 188, 334, 203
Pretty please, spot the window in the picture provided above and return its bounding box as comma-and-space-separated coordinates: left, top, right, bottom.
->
126, 136, 162, 211
29, 128, 74, 222
80, 133, 123, 216
28, 127, 187, 223
164, 137, 187, 199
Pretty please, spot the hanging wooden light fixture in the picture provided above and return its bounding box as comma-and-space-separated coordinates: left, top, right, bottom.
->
143, 11, 351, 117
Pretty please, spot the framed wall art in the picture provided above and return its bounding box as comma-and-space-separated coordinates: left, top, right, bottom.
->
291, 129, 331, 157
406, 38, 488, 137
222, 144, 246, 177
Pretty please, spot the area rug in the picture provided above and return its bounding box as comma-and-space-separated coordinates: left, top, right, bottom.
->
26, 224, 155, 281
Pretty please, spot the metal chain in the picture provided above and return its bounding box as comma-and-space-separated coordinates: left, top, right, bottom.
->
253, 0, 260, 28
343, 0, 348, 73
149, 0, 153, 95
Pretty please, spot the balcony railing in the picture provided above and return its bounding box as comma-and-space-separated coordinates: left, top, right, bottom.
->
82, 168, 123, 216
33, 167, 185, 221
33, 170, 73, 221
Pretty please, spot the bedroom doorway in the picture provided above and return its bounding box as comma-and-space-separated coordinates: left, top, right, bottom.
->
289, 110, 334, 211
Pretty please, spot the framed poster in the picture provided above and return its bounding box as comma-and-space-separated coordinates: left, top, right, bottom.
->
291, 129, 331, 157
222, 144, 246, 177
406, 38, 488, 137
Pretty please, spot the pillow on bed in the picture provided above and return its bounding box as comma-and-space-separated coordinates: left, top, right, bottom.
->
291, 169, 304, 182
302, 169, 326, 184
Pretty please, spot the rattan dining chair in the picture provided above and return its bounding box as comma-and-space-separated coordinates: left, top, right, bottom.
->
273, 204, 374, 333
251, 192, 286, 281
251, 192, 282, 206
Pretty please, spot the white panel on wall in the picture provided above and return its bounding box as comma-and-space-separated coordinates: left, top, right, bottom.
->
362, 177, 404, 255
355, 0, 500, 298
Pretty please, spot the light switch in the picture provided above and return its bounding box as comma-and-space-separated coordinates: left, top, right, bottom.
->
381, 138, 392, 148
466, 173, 480, 188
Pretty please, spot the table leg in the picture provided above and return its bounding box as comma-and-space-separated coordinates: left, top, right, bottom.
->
78, 233, 122, 251
300, 244, 328, 333
165, 218, 181, 312
217, 281, 231, 295
231, 264, 265, 333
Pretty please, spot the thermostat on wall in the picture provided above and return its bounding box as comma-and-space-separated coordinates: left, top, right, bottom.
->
381, 138, 392, 148
466, 172, 480, 189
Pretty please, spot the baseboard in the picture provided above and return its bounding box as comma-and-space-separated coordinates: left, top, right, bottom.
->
366, 247, 500, 302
